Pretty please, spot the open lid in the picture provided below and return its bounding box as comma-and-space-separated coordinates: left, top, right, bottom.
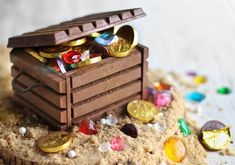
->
8, 8, 146, 48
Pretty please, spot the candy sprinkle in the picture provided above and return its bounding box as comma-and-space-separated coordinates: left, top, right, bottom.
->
68, 150, 77, 158
99, 142, 111, 153
202, 127, 231, 150
110, 136, 125, 151
154, 82, 171, 91
186, 71, 197, 77
121, 123, 138, 138
164, 137, 186, 162
217, 87, 232, 95
194, 75, 207, 85
79, 119, 98, 135
178, 118, 191, 136
19, 127, 27, 137
185, 91, 205, 102
154, 91, 172, 108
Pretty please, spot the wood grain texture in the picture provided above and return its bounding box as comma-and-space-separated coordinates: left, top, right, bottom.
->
10, 49, 66, 93
7, 8, 146, 48
11, 66, 67, 108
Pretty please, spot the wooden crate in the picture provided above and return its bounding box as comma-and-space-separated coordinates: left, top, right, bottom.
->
8, 8, 148, 130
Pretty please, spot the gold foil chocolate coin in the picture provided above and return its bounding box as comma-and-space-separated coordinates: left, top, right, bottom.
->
107, 25, 138, 57
127, 100, 159, 123
202, 127, 231, 150
39, 46, 71, 58
107, 38, 131, 57
61, 38, 86, 47
115, 25, 138, 49
38, 131, 72, 153
25, 48, 48, 63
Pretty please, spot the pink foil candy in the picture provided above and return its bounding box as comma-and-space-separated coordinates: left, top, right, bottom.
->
110, 136, 125, 151
154, 91, 172, 107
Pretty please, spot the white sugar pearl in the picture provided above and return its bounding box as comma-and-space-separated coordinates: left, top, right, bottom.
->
98, 142, 111, 152
68, 150, 76, 158
100, 118, 107, 125
146, 123, 153, 128
19, 127, 27, 136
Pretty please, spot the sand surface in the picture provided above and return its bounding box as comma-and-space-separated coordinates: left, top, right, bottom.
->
0, 46, 207, 165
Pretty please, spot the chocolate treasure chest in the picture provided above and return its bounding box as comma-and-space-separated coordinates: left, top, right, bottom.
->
8, 8, 148, 130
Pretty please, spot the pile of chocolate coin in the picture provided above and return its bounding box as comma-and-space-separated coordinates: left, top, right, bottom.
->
24, 25, 138, 74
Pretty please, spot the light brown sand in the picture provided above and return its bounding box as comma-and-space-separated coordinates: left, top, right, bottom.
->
0, 46, 207, 165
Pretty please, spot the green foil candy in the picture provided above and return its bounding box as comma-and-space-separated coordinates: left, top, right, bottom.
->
178, 118, 191, 136
217, 87, 232, 95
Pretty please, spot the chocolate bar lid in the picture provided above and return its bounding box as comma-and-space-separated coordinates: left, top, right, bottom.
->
8, 8, 146, 48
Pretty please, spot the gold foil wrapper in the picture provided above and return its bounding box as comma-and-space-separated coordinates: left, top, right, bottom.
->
39, 46, 71, 58
202, 127, 231, 150
25, 48, 48, 63
77, 56, 102, 67
61, 38, 86, 47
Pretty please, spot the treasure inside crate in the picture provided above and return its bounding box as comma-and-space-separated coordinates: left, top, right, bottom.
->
8, 8, 148, 130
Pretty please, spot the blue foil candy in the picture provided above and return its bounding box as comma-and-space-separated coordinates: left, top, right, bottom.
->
95, 32, 116, 46
185, 91, 205, 102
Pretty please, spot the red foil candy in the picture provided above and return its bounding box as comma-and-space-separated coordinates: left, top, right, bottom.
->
79, 119, 98, 135
63, 50, 81, 64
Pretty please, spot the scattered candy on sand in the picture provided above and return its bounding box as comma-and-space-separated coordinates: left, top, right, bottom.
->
154, 91, 172, 108
153, 122, 165, 132
68, 150, 77, 158
127, 100, 159, 123
164, 137, 186, 163
186, 71, 197, 77
19, 127, 27, 137
185, 91, 206, 102
178, 118, 191, 136
105, 115, 118, 126
154, 82, 171, 91
121, 123, 138, 138
217, 87, 232, 95
194, 75, 207, 85
79, 119, 98, 135
200, 120, 231, 150
110, 136, 125, 151
99, 142, 111, 153
202, 127, 231, 150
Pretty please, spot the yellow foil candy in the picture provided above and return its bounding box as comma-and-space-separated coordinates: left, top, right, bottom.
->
127, 100, 158, 123
61, 38, 86, 47
164, 137, 186, 163
202, 127, 231, 150
194, 75, 207, 85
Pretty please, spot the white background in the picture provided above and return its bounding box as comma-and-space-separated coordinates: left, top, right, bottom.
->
0, 0, 235, 164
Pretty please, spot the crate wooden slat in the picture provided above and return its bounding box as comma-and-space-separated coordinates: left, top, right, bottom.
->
71, 65, 142, 103
72, 80, 141, 118
12, 95, 67, 130
67, 49, 143, 89
11, 66, 67, 108
14, 82, 67, 123
72, 94, 141, 125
